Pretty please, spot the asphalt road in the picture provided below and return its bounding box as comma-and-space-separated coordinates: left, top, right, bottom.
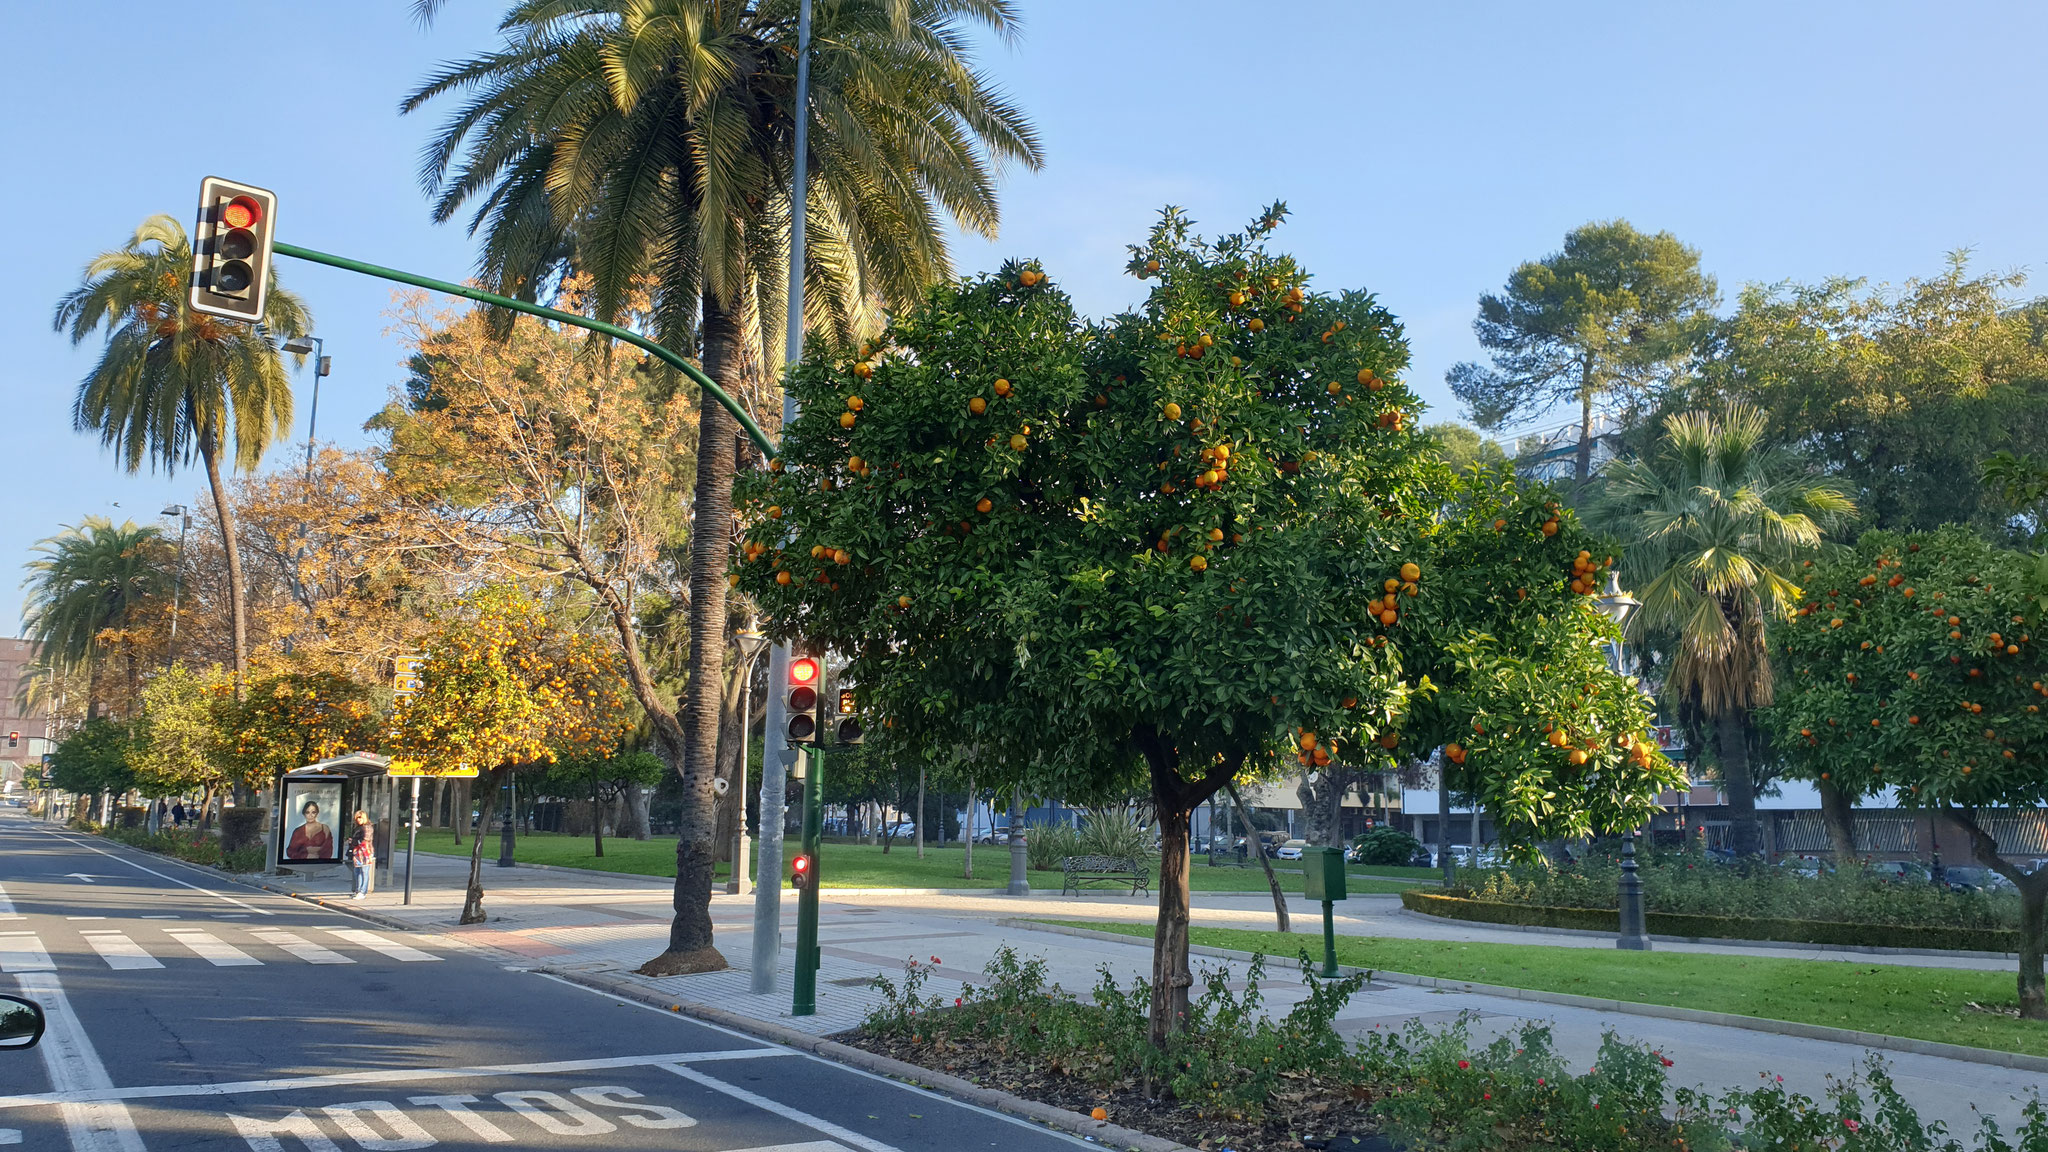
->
0, 811, 1093, 1152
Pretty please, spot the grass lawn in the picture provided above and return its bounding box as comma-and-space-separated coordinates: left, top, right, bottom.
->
1046, 919, 2048, 1059
415, 831, 1423, 894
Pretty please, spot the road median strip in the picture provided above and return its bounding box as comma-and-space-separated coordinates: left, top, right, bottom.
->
1011, 918, 2048, 1074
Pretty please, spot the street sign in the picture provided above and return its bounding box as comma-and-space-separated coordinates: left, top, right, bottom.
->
393, 654, 425, 701
386, 759, 478, 779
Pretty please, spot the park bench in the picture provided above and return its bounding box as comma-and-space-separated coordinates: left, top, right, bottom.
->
1061, 854, 1150, 897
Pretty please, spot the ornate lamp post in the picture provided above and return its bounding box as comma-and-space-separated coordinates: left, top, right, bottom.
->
1594, 571, 1652, 951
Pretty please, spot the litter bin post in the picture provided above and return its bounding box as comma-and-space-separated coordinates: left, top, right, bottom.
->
1302, 846, 1348, 978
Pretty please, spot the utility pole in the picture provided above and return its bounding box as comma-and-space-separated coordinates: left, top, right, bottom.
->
161, 506, 189, 662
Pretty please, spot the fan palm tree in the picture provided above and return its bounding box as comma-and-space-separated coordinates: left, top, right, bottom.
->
405, 0, 1042, 974
1595, 404, 1854, 855
53, 215, 311, 693
21, 517, 169, 718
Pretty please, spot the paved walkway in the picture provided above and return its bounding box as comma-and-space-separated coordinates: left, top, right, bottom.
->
259, 846, 2045, 1136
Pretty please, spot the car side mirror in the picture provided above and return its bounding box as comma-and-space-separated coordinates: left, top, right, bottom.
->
0, 995, 46, 1049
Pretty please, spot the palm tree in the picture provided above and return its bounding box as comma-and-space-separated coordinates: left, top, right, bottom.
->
54, 215, 311, 692
405, 0, 1042, 975
1595, 404, 1854, 855
21, 517, 168, 718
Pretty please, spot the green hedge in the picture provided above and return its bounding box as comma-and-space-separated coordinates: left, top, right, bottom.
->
1400, 889, 2022, 954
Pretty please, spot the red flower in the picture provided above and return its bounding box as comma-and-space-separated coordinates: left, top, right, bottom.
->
1845, 1119, 1861, 1132
1457, 1060, 1469, 1070
930, 956, 942, 964
1659, 1056, 1674, 1068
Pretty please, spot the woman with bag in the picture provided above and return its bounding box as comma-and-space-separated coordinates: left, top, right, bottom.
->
346, 810, 375, 900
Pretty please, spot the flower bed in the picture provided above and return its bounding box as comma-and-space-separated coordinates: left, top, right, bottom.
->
1401, 889, 2023, 954
845, 947, 2047, 1152
100, 826, 265, 874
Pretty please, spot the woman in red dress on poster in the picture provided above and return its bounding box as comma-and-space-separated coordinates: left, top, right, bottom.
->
287, 800, 334, 860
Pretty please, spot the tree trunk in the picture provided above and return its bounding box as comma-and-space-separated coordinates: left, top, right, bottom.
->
1718, 706, 1762, 856
1439, 766, 1455, 884
963, 774, 975, 879
1952, 808, 2047, 1019
1150, 793, 1195, 1050
625, 783, 650, 840
641, 295, 747, 977
1816, 776, 1858, 864
199, 432, 249, 696
592, 772, 606, 859
1575, 353, 1596, 487
452, 779, 468, 846
1228, 781, 1288, 933
916, 769, 926, 860
462, 766, 505, 925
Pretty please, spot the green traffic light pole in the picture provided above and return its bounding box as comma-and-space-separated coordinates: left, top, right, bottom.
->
271, 241, 777, 460
792, 741, 825, 1017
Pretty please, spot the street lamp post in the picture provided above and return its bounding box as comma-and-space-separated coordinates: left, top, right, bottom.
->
161, 506, 190, 662
280, 336, 331, 483
1593, 570, 1652, 951
730, 628, 771, 895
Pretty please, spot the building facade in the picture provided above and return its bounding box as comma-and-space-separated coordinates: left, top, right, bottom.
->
0, 639, 51, 794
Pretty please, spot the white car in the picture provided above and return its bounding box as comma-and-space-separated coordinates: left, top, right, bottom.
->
1274, 839, 1308, 860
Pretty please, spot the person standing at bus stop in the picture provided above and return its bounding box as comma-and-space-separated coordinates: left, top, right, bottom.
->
346, 810, 374, 900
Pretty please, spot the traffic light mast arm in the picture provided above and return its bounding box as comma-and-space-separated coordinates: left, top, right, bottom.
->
271, 241, 776, 459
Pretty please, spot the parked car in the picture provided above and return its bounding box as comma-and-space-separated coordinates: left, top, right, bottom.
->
1776, 854, 1833, 879
1274, 839, 1307, 860
1867, 860, 1931, 884
1942, 866, 2014, 894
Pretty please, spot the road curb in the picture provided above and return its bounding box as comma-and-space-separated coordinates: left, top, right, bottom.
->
1390, 907, 2022, 962
1003, 919, 2048, 1076
537, 965, 1192, 1152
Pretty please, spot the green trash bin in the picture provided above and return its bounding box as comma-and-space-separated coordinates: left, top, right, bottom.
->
1302, 846, 1346, 977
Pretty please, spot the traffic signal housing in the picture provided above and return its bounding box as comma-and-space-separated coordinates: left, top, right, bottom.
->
791, 853, 813, 889
189, 177, 278, 323
835, 689, 863, 746
785, 656, 820, 743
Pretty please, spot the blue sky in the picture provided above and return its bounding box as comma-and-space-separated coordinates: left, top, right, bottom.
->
6, 1, 2047, 628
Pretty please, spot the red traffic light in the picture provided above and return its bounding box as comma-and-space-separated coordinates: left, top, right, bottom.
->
222, 196, 262, 230
789, 656, 819, 685
791, 854, 813, 888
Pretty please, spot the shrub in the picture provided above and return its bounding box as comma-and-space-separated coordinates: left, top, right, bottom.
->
863, 946, 2048, 1151
1352, 827, 1423, 866
1077, 806, 1153, 861
1024, 820, 1080, 871
220, 807, 267, 853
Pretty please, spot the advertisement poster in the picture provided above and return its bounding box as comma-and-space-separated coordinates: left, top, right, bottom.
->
282, 780, 343, 862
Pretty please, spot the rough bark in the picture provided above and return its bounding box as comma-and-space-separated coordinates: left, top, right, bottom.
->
1575, 354, 1595, 486
461, 766, 505, 925
640, 295, 747, 977
199, 432, 249, 696
1718, 706, 1762, 856
1139, 726, 1241, 1048
1953, 808, 2048, 1020
1816, 776, 1858, 864
963, 773, 975, 879
452, 779, 468, 846
621, 782, 650, 840
1228, 781, 1288, 933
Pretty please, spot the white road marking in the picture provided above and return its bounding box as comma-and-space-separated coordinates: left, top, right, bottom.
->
0, 883, 15, 914
252, 929, 353, 965
50, 833, 273, 916
12, 969, 147, 1152
407, 1095, 513, 1143
0, 1047, 791, 1109
0, 1128, 18, 1143
140, 915, 178, 920
66, 917, 105, 921
660, 1063, 905, 1152
0, 934, 52, 972
721, 1144, 855, 1152
324, 929, 438, 962
79, 933, 163, 971
321, 1100, 437, 1150
229, 1109, 341, 1152
167, 929, 260, 966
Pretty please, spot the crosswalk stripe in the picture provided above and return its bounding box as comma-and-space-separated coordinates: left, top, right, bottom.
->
324, 929, 439, 962
0, 933, 52, 972
166, 929, 260, 967
251, 929, 352, 965
79, 933, 163, 971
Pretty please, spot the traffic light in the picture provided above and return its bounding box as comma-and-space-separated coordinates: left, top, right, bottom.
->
189, 176, 278, 323
835, 689, 863, 746
5, 732, 15, 748
785, 656, 820, 743
790, 853, 813, 889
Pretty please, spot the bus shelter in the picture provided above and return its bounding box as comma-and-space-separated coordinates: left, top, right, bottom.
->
273, 753, 398, 889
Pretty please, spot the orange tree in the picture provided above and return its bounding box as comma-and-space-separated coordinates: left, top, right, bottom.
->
215, 668, 380, 788
1766, 526, 2048, 1017
735, 206, 1675, 1044
387, 585, 632, 922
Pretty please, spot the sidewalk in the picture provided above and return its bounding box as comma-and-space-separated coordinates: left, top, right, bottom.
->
261, 847, 2044, 1136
